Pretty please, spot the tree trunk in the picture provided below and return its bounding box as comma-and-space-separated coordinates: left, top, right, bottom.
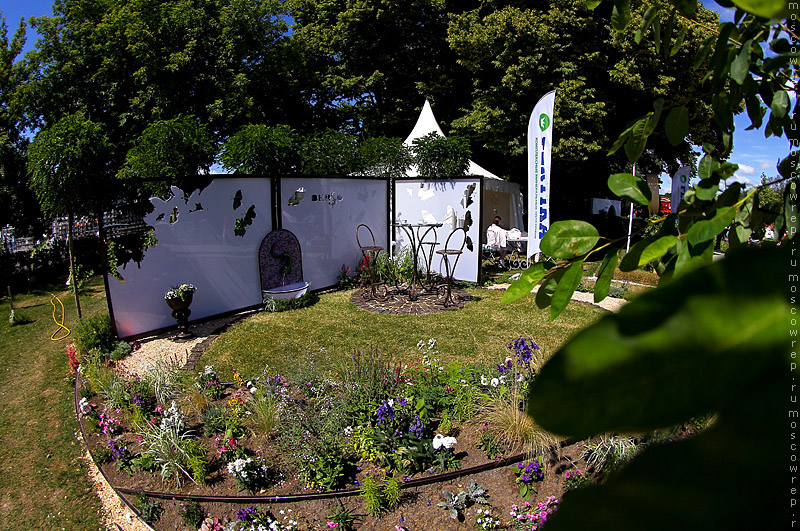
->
67, 209, 82, 319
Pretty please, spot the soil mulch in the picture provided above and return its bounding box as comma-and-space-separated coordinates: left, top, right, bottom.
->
350, 286, 477, 315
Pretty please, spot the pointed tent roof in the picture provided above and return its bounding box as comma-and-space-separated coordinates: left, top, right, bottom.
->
403, 100, 500, 180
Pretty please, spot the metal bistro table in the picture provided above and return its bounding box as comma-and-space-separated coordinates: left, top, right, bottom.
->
392, 221, 443, 300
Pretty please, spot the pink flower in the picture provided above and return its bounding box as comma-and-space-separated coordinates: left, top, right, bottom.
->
327, 523, 339, 528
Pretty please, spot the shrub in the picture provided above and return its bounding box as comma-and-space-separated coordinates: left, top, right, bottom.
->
247, 389, 281, 438
360, 474, 402, 516
108, 340, 132, 361
335, 347, 398, 425
263, 292, 317, 312
227, 457, 271, 494
179, 500, 205, 529
476, 423, 507, 459
144, 355, 184, 404
182, 439, 209, 485
200, 404, 228, 435
75, 314, 116, 355
478, 390, 559, 457
580, 434, 640, 479
65, 341, 79, 376
137, 402, 194, 486
196, 365, 225, 401
133, 494, 163, 525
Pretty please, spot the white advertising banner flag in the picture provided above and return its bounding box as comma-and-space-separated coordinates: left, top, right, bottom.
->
671, 166, 691, 213
528, 90, 556, 257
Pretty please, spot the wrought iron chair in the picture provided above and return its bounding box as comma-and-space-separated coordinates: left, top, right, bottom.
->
436, 227, 467, 307
356, 223, 386, 300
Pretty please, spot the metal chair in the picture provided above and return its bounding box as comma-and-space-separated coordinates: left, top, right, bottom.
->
436, 227, 467, 307
356, 223, 386, 300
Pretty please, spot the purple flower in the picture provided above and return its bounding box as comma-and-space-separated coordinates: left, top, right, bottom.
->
396, 397, 409, 407
375, 401, 395, 426
236, 506, 257, 522
108, 440, 128, 463
409, 416, 424, 439
521, 473, 532, 482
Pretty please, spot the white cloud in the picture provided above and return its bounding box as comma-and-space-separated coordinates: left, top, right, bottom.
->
738, 164, 756, 175
730, 173, 756, 187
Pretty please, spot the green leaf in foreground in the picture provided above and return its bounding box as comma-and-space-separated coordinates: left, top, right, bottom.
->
608, 173, 652, 206
550, 260, 584, 320
540, 220, 599, 259
528, 246, 788, 438
618, 235, 678, 271
664, 106, 689, 146
686, 206, 736, 246
538, 370, 787, 530
611, 0, 631, 31
593, 249, 619, 303
729, 0, 789, 21
635, 6, 658, 44
502, 262, 549, 303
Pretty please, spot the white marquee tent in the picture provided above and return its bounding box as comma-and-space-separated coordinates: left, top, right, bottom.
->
402, 100, 525, 235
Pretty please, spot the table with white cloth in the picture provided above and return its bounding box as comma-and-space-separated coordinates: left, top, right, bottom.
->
506, 232, 529, 269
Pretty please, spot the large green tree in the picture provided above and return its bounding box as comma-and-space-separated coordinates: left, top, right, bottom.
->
286, 0, 481, 137
27, 111, 114, 317
26, 0, 296, 181
0, 16, 43, 236
447, 0, 722, 216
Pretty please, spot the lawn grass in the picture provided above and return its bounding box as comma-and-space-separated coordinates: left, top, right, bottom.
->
202, 288, 605, 381
0, 280, 106, 530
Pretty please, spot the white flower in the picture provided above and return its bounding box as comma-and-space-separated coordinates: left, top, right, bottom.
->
344, 426, 353, 436
490, 377, 499, 388
481, 375, 489, 386
499, 375, 506, 384
433, 434, 457, 450
250, 386, 258, 394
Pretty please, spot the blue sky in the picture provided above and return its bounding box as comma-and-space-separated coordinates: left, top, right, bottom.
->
3, 0, 795, 190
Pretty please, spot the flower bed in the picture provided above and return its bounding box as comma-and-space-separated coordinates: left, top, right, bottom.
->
75, 336, 701, 530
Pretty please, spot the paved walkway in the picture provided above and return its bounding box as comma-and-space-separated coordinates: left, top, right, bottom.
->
486, 282, 627, 312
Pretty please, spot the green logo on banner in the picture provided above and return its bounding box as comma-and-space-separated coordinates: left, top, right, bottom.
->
539, 114, 550, 132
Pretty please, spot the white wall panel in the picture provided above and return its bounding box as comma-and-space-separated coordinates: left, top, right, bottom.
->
108, 179, 272, 338
393, 178, 482, 282
281, 178, 388, 290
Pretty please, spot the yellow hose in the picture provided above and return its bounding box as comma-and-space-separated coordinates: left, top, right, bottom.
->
50, 294, 71, 341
